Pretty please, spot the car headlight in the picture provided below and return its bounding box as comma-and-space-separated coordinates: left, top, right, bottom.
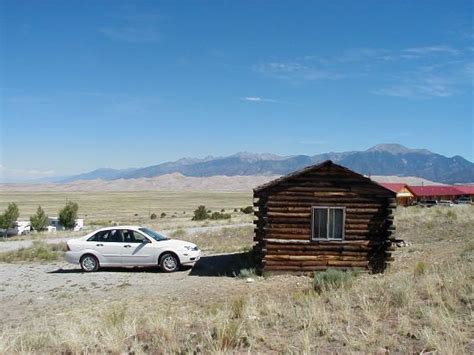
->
184, 245, 199, 251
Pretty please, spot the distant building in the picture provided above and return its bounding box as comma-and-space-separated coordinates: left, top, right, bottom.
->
453, 185, 474, 201
48, 217, 84, 232
379, 183, 414, 206
406, 186, 465, 202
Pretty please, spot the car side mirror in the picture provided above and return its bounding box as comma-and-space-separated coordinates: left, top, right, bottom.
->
142, 239, 151, 244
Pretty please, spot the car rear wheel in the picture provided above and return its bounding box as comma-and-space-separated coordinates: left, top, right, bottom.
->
80, 255, 99, 272
160, 253, 179, 272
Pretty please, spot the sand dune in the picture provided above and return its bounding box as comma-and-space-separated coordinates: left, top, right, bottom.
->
0, 173, 440, 192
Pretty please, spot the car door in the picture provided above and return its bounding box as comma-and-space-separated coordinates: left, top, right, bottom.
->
86, 229, 124, 265
120, 229, 157, 265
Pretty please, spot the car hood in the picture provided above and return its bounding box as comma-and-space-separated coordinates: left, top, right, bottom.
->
156, 239, 198, 249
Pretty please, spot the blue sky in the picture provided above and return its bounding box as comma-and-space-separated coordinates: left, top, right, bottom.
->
0, 0, 473, 181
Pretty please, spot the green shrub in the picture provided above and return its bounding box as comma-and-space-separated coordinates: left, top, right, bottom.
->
0, 202, 20, 237
313, 269, 355, 293
150, 213, 157, 220
192, 206, 209, 221
240, 206, 253, 214
30, 206, 49, 231
160, 212, 166, 218
209, 212, 231, 220
58, 201, 79, 230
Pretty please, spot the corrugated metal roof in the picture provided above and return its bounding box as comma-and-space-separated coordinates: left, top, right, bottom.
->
454, 185, 474, 195
407, 185, 465, 197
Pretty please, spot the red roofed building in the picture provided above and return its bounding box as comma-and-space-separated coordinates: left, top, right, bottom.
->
379, 183, 414, 206
407, 185, 465, 202
454, 185, 474, 196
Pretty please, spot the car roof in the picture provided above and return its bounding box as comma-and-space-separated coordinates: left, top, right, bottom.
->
96, 225, 143, 231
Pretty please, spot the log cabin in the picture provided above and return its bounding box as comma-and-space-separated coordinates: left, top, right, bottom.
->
253, 160, 396, 274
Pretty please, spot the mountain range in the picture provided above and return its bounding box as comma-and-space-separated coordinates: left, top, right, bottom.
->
62, 144, 473, 184
60, 144, 474, 184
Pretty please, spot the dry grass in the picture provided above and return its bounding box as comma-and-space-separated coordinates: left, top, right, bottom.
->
0, 205, 472, 353
184, 226, 254, 253
0, 241, 66, 263
0, 191, 252, 228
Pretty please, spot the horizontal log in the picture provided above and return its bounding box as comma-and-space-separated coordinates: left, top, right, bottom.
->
266, 199, 391, 206
264, 249, 370, 256
327, 260, 369, 267
265, 255, 367, 261
263, 265, 331, 272
267, 205, 386, 212
264, 260, 329, 267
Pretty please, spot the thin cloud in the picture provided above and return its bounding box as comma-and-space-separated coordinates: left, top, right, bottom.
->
254, 61, 342, 82
372, 75, 456, 98
242, 96, 276, 103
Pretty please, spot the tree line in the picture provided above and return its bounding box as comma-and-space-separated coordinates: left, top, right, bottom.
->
0, 201, 80, 236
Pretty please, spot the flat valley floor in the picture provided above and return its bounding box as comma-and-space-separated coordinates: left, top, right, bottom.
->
0, 191, 472, 353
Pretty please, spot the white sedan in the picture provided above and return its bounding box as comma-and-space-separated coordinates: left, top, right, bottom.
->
65, 226, 201, 272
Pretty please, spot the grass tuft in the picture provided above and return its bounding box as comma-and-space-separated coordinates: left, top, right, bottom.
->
313, 269, 355, 293
0, 241, 66, 263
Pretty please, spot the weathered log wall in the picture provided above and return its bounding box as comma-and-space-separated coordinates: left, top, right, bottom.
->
253, 164, 395, 274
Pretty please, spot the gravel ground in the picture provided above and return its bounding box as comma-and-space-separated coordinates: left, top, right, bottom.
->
0, 251, 263, 327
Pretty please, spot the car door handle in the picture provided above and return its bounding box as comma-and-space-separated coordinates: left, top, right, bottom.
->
123, 245, 132, 248
96, 244, 103, 247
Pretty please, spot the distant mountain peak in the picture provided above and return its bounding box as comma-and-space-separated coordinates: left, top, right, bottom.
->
57, 143, 473, 185
366, 143, 431, 155
230, 151, 288, 162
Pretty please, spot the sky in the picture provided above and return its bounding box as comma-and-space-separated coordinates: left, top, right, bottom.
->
0, 0, 473, 181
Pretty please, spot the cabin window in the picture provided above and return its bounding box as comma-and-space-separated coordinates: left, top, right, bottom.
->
311, 207, 345, 240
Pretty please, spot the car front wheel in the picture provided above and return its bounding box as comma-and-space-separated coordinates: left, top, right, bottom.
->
160, 253, 179, 272
80, 255, 99, 272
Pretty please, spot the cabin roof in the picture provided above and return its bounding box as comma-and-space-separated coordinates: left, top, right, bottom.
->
254, 160, 395, 196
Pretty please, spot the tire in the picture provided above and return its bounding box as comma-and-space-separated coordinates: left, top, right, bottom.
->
80, 254, 99, 272
160, 253, 179, 272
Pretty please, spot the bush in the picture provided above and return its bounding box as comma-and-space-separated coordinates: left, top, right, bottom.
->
30, 206, 48, 231
240, 206, 253, 214
313, 269, 355, 293
0, 202, 20, 236
150, 213, 157, 220
160, 212, 166, 218
210, 212, 231, 220
192, 205, 209, 221
59, 201, 79, 230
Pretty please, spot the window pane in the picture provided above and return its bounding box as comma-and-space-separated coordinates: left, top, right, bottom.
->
332, 209, 344, 239
123, 230, 146, 243
313, 208, 328, 239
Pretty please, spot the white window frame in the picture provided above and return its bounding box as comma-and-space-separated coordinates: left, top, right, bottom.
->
311, 206, 346, 241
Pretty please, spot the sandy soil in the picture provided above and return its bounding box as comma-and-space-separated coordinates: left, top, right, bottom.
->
0, 255, 304, 329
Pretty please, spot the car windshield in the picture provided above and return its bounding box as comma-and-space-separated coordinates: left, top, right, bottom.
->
139, 227, 169, 241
